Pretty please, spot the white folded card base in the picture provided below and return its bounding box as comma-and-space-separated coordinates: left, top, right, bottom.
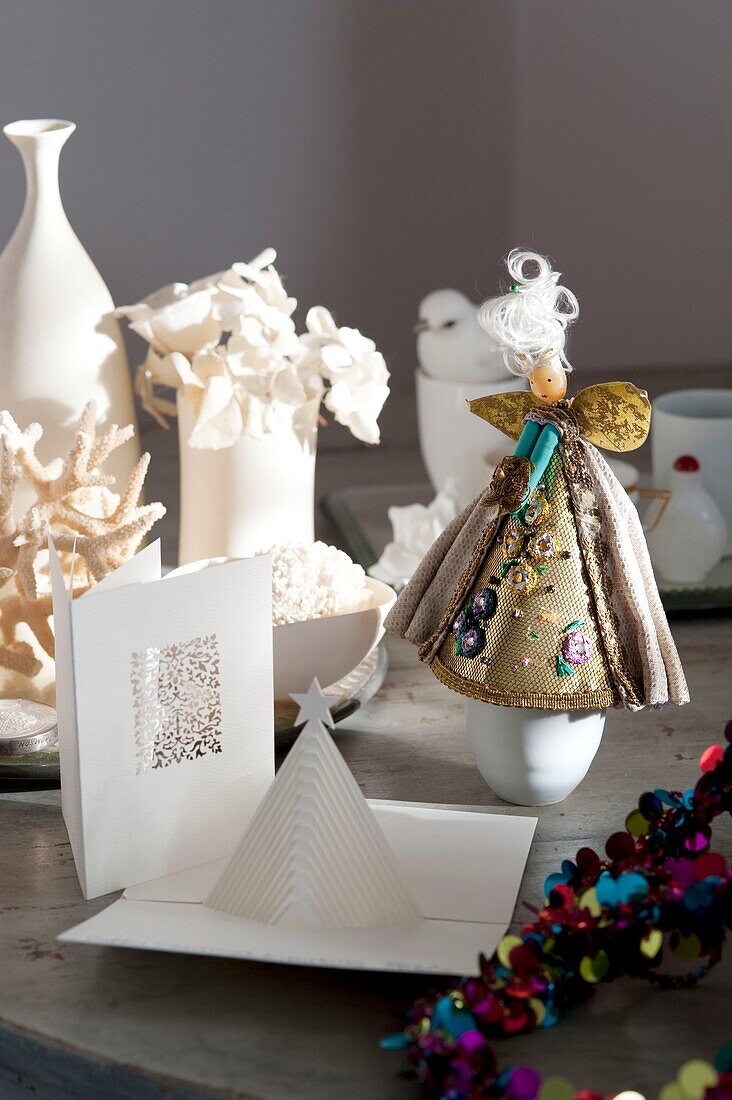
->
60, 801, 536, 975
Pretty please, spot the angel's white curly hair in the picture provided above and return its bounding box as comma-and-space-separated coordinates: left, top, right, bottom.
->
478, 250, 579, 378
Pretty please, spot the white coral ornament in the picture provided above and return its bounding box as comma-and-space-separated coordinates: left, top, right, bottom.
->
267, 543, 372, 626
0, 403, 165, 701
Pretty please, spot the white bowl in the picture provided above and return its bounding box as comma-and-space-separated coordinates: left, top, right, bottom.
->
167, 559, 396, 699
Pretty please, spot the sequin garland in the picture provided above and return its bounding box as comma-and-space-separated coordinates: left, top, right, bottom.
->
381, 721, 732, 1099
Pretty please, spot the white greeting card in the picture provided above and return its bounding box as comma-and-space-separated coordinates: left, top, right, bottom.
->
207, 681, 422, 928
60, 801, 536, 974
49, 538, 274, 900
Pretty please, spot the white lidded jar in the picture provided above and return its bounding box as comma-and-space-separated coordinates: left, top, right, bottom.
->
0, 119, 139, 495
648, 454, 727, 583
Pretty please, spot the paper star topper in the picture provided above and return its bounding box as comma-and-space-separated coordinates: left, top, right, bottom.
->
290, 678, 335, 729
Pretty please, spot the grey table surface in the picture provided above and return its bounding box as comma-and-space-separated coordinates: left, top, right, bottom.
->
1, 366, 731, 1099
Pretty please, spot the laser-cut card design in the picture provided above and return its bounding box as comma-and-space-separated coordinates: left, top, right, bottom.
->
131, 634, 222, 773
50, 538, 274, 900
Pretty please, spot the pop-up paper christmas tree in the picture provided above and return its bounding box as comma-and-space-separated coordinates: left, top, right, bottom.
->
61, 674, 537, 973
206, 679, 421, 929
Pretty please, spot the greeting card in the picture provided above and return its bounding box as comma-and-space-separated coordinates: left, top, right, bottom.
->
60, 683, 537, 974
49, 538, 274, 899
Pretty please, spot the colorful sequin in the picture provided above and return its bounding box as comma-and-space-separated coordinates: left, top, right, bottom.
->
452, 608, 472, 636
503, 527, 524, 557
382, 720, 732, 1100
472, 589, 498, 620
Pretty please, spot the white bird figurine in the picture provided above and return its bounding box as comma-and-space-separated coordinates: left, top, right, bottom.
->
415, 288, 506, 383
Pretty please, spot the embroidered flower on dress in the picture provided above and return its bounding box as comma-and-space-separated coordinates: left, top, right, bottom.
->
524, 496, 550, 527
504, 562, 537, 595
472, 589, 498, 620
457, 627, 486, 658
527, 530, 559, 561
562, 628, 593, 665
453, 608, 474, 636
503, 527, 524, 557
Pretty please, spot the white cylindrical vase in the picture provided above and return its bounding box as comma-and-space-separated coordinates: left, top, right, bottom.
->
177, 394, 319, 564
465, 700, 606, 806
0, 119, 139, 498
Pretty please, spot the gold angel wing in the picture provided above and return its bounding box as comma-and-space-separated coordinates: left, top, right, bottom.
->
571, 382, 651, 452
468, 390, 543, 441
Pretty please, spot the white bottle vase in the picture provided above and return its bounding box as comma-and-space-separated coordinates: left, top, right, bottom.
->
177, 392, 319, 564
465, 700, 606, 805
647, 455, 727, 583
0, 119, 139, 495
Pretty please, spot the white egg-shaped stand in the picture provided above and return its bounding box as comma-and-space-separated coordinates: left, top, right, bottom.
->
465, 701, 606, 806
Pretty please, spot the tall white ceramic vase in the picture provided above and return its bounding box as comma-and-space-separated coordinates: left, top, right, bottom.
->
177, 393, 319, 564
0, 119, 139, 494
465, 700, 606, 805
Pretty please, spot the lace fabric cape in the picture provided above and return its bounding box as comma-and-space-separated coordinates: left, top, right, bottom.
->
385, 388, 689, 711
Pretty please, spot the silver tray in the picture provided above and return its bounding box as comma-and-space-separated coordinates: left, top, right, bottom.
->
322, 482, 732, 614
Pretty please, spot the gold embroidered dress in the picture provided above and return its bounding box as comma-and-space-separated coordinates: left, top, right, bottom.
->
385, 383, 689, 712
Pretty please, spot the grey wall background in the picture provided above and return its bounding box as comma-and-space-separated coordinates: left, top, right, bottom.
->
0, 0, 730, 450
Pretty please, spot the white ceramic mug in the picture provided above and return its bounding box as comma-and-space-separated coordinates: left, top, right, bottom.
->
416, 369, 523, 506
652, 389, 732, 555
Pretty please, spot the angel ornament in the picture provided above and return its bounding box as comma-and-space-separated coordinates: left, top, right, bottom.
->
386, 251, 688, 805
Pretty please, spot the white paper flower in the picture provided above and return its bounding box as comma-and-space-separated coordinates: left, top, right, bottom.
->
184, 347, 315, 448
116, 281, 223, 357
187, 376, 242, 451
229, 255, 297, 318
120, 250, 389, 448
303, 307, 390, 444
235, 367, 308, 440
116, 249, 281, 358
369, 483, 460, 588
303, 307, 377, 371
324, 357, 390, 444
227, 311, 303, 372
